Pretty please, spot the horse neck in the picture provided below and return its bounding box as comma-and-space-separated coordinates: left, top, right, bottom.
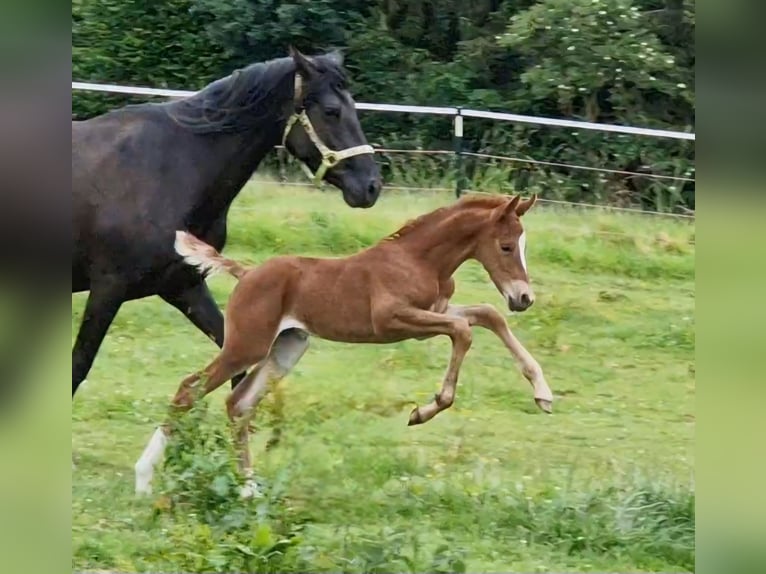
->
397, 207, 488, 279
191, 112, 289, 217
183, 64, 297, 218
215, 125, 282, 187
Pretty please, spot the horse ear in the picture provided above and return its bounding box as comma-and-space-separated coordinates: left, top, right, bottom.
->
496, 195, 521, 222
515, 194, 538, 217
289, 45, 318, 79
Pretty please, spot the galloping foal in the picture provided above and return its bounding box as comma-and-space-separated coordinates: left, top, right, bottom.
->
135, 193, 554, 496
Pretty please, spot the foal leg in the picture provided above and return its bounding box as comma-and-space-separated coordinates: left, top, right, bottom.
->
261, 332, 310, 451
224, 329, 310, 497
380, 308, 472, 426
447, 304, 553, 412
160, 281, 246, 390
72, 282, 124, 397
264, 379, 287, 451
134, 350, 257, 495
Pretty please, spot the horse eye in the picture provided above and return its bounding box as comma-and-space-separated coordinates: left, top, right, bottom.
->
324, 106, 341, 118
500, 244, 513, 253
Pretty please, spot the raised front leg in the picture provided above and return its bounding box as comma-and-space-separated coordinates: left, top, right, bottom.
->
160, 281, 246, 390
379, 307, 472, 426
447, 304, 553, 412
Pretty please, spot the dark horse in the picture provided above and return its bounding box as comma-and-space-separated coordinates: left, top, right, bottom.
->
72, 48, 382, 398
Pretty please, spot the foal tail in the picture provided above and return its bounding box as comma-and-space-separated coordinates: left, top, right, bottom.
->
174, 231, 247, 280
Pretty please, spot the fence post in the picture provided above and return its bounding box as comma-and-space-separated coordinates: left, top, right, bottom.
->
453, 107, 464, 197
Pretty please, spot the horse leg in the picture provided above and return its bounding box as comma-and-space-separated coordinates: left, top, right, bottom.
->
160, 281, 246, 390
133, 349, 258, 496
447, 304, 553, 412
72, 283, 124, 397
380, 308, 472, 425
225, 329, 310, 498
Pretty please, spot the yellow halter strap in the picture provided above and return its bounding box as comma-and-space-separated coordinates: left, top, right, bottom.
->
281, 75, 375, 186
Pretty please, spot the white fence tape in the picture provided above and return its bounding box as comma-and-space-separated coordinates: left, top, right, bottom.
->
72, 81, 694, 141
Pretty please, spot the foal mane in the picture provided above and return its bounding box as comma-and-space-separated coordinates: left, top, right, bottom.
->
163, 53, 347, 134
382, 194, 508, 242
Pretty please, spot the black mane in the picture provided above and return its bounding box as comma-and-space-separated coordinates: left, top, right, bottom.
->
162, 52, 347, 134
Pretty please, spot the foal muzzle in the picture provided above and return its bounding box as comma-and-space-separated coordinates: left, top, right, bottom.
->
504, 280, 535, 312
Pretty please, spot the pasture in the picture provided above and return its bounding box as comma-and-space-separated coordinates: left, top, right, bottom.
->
71, 184, 695, 573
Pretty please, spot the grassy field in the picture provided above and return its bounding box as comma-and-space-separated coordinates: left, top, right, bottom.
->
71, 184, 695, 573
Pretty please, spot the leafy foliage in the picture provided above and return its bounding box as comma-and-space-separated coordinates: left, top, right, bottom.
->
72, 0, 227, 118
149, 398, 307, 572
72, 0, 695, 211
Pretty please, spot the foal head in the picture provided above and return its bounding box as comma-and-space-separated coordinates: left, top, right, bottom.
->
283, 47, 382, 209
474, 194, 538, 312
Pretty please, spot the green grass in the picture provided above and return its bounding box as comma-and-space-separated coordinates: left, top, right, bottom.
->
71, 184, 695, 572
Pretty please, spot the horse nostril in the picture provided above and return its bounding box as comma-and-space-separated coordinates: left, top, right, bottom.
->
520, 293, 532, 308
367, 178, 380, 198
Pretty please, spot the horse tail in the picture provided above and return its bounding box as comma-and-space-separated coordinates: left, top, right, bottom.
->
174, 231, 248, 280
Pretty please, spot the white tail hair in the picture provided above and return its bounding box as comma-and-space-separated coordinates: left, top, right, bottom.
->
174, 231, 247, 279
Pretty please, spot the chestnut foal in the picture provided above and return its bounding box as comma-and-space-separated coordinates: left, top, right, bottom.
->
134, 193, 553, 496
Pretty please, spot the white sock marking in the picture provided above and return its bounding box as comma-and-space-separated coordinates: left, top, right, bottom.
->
134, 426, 167, 495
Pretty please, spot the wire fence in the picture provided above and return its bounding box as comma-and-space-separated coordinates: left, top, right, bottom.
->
71, 81, 695, 140
265, 149, 696, 220
72, 81, 696, 220
461, 151, 695, 184
241, 177, 696, 226
272, 144, 695, 184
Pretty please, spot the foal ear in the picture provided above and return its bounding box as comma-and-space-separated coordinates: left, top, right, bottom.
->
495, 195, 521, 222
515, 194, 538, 217
289, 45, 318, 79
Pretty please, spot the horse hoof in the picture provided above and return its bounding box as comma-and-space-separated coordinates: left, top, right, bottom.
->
407, 408, 422, 426
535, 398, 553, 413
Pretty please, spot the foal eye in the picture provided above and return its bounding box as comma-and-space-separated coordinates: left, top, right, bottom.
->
500, 244, 513, 253
324, 106, 341, 118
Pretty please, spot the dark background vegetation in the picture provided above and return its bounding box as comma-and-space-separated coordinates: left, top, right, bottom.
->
72, 0, 695, 211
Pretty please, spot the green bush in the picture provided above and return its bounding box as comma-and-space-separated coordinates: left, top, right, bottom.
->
72, 0, 695, 213
148, 399, 306, 572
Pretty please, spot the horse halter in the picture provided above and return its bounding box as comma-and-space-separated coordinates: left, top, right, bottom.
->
282, 74, 375, 186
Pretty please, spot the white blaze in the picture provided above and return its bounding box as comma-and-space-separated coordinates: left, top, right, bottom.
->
518, 231, 528, 272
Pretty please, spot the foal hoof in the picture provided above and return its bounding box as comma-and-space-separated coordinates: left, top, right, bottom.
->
535, 398, 553, 413
408, 408, 423, 426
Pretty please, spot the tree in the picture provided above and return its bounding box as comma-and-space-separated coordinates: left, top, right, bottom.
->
71, 0, 695, 211
492, 0, 694, 209
498, 0, 692, 125
72, 0, 227, 118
